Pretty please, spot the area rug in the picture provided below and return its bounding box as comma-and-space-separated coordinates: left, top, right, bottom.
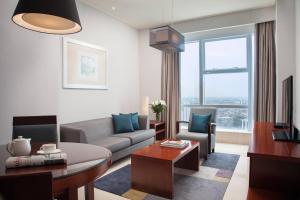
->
94, 152, 240, 200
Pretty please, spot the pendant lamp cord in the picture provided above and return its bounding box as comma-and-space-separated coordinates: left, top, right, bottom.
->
171, 0, 174, 27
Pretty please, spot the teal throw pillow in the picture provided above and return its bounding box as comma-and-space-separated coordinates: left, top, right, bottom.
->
189, 114, 211, 133
112, 114, 134, 133
120, 112, 140, 130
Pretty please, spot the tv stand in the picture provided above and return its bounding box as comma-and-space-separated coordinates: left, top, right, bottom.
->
248, 122, 300, 198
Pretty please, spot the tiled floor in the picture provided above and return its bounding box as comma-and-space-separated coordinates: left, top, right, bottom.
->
78, 143, 249, 200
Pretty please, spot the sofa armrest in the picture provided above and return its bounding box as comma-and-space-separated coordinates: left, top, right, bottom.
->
60, 126, 88, 143
210, 123, 216, 134
176, 121, 190, 134
138, 115, 149, 130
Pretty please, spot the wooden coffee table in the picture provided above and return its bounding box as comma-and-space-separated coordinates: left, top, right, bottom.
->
131, 140, 199, 199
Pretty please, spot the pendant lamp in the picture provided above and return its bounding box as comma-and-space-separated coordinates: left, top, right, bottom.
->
149, 0, 184, 52
150, 25, 184, 52
12, 0, 82, 35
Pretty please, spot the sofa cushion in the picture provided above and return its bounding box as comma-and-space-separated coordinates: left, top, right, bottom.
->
120, 112, 140, 130
60, 118, 115, 143
138, 115, 149, 130
189, 114, 211, 133
112, 114, 134, 133
176, 131, 209, 141
91, 137, 131, 153
113, 129, 155, 145
131, 113, 140, 130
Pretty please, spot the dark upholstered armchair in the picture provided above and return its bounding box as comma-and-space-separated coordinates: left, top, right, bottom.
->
176, 107, 217, 159
13, 116, 57, 143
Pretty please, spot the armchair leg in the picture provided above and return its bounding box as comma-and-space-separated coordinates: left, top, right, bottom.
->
212, 148, 215, 153
207, 130, 211, 155
204, 155, 208, 160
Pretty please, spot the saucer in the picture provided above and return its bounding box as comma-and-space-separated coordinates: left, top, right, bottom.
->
37, 149, 62, 155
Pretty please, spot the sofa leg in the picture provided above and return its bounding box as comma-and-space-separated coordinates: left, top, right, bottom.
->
212, 148, 215, 153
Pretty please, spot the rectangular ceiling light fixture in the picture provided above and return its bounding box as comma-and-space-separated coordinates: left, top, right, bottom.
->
150, 26, 185, 52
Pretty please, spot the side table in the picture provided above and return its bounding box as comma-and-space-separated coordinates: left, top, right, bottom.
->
150, 120, 166, 140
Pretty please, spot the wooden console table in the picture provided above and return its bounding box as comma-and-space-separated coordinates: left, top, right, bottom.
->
150, 120, 166, 140
247, 122, 300, 199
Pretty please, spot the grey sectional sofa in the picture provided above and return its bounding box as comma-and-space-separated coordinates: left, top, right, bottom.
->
60, 115, 155, 162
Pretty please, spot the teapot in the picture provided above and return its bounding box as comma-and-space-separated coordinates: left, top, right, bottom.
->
7, 136, 31, 156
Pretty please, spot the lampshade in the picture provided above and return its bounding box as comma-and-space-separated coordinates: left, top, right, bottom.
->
150, 26, 185, 52
12, 0, 82, 34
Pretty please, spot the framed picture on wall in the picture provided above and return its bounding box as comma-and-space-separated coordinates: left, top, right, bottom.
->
63, 38, 108, 90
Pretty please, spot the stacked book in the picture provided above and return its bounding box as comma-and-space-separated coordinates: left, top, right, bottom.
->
5, 153, 67, 169
160, 140, 189, 149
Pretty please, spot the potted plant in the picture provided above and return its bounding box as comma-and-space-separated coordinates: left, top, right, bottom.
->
150, 100, 167, 121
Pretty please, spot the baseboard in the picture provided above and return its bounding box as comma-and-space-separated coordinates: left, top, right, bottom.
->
216, 130, 250, 145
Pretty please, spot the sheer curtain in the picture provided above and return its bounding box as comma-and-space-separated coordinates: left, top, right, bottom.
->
254, 21, 276, 122
161, 51, 180, 138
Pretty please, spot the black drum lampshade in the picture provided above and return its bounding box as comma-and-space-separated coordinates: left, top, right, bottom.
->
12, 0, 82, 34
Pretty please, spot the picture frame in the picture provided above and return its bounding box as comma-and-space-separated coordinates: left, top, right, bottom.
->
63, 38, 108, 90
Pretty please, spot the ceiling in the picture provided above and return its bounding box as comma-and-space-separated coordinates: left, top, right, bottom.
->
80, 0, 276, 30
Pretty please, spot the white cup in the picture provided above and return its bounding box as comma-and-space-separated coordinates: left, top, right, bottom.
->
40, 144, 56, 153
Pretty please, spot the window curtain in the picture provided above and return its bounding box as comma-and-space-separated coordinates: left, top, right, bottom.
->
161, 51, 180, 139
254, 21, 276, 122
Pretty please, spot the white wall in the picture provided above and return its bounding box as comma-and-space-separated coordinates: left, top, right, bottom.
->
295, 0, 300, 128
0, 0, 60, 144
58, 3, 140, 124
276, 0, 296, 122
0, 1, 140, 144
139, 7, 275, 120
139, 30, 162, 119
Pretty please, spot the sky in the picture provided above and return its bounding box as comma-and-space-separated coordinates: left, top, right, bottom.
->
180, 38, 248, 99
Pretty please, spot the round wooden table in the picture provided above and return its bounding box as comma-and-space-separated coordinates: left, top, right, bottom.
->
0, 142, 112, 200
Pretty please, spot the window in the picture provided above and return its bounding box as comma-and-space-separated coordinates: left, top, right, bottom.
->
180, 35, 252, 131
180, 42, 200, 120
204, 38, 247, 70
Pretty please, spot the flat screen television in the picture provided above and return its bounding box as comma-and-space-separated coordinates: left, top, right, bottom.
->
272, 75, 299, 142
